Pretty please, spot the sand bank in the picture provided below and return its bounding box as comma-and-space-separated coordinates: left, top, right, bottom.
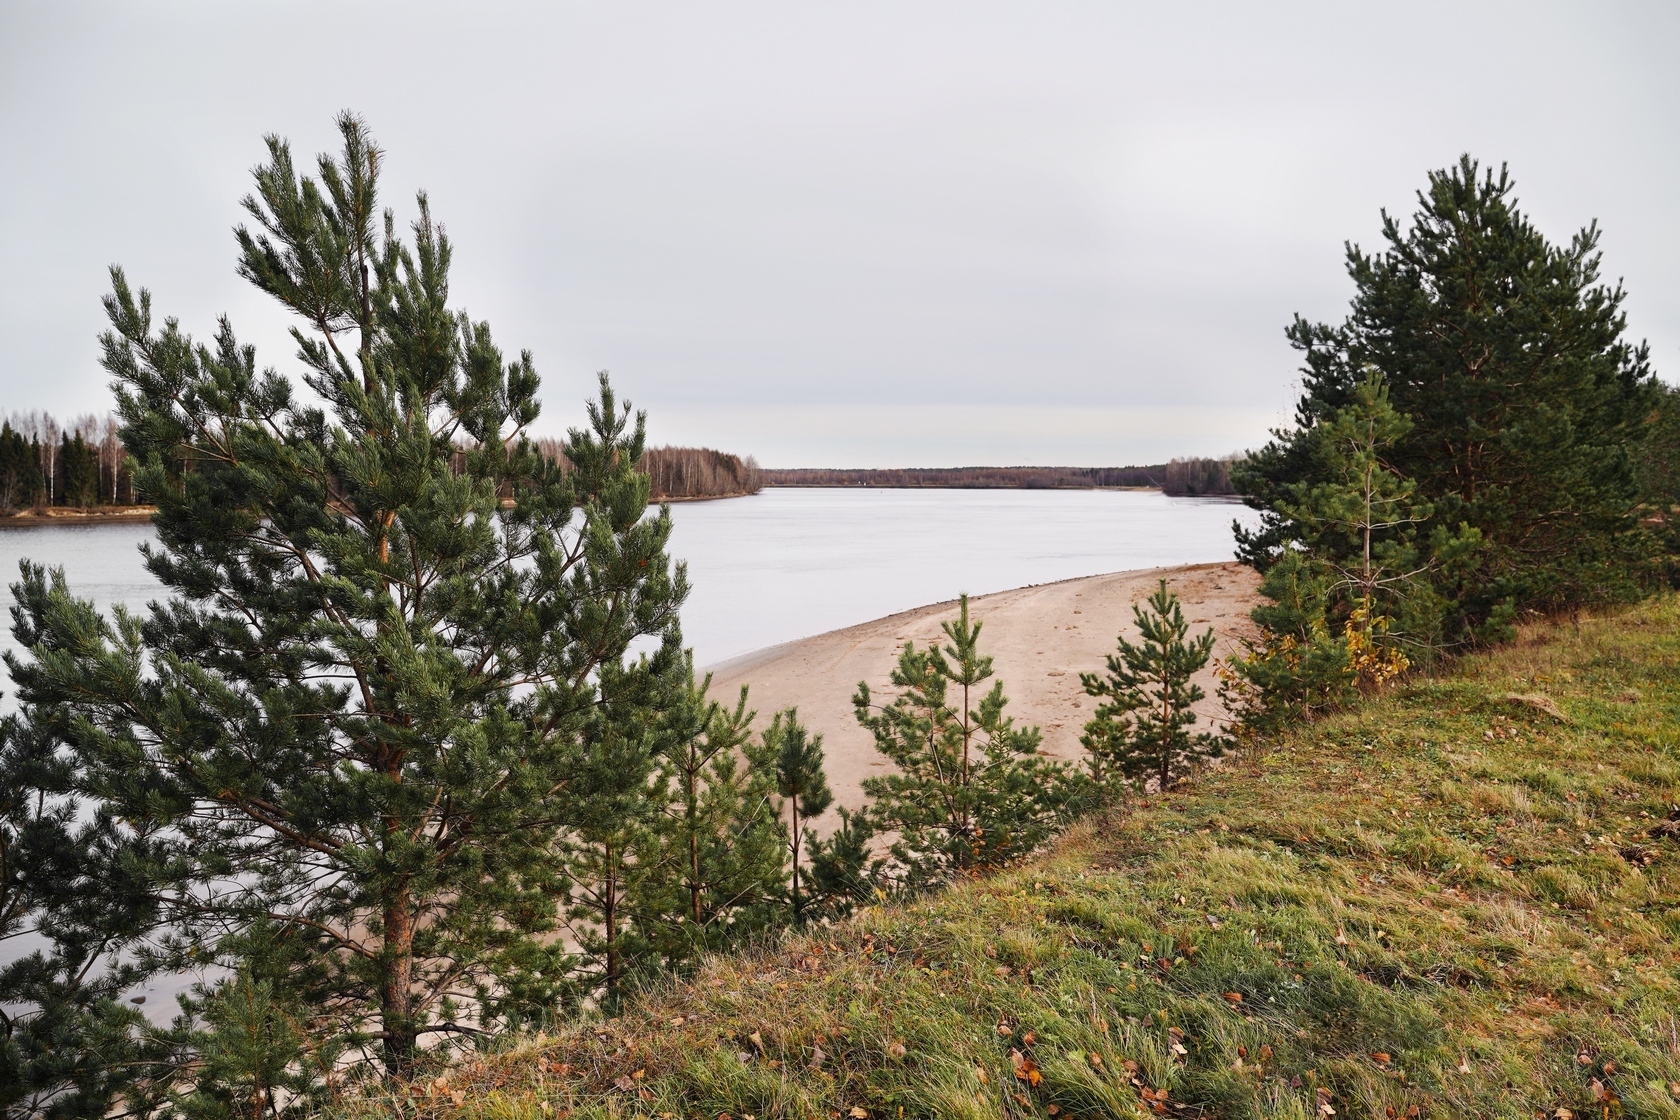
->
703, 561, 1262, 815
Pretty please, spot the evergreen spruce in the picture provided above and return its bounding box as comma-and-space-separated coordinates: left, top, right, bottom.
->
56, 433, 100, 509
1080, 581, 1223, 790
855, 595, 1079, 886
1236, 156, 1658, 639
2, 113, 686, 1089
0, 423, 40, 511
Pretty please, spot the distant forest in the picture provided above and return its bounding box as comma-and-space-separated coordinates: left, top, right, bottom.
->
0, 413, 134, 511
534, 441, 763, 501
0, 405, 1240, 512
761, 457, 1241, 496
0, 410, 767, 513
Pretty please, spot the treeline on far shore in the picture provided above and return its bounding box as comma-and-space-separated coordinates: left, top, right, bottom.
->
0, 413, 135, 511
3, 402, 1240, 514
760, 457, 1241, 496
0, 409, 765, 513
533, 441, 763, 501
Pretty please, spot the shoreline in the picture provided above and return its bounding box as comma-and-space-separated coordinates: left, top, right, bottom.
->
0, 506, 158, 526
702, 561, 1261, 820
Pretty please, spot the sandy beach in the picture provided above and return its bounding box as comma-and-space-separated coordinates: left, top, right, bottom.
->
703, 561, 1262, 816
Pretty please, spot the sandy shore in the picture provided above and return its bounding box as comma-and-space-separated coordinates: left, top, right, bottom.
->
704, 561, 1262, 816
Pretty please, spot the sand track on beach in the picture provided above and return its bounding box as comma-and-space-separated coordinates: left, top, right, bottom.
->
703, 561, 1262, 815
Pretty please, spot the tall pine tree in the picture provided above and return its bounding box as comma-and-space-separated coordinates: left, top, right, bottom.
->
1236, 156, 1658, 638
3, 114, 686, 1087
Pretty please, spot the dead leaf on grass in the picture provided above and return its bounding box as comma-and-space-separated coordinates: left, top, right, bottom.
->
1009, 1048, 1043, 1086
1504, 693, 1569, 722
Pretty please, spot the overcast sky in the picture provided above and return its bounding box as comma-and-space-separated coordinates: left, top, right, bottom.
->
1, 2, 1675, 467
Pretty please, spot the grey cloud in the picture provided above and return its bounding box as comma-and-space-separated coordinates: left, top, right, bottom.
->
1, 1, 1674, 465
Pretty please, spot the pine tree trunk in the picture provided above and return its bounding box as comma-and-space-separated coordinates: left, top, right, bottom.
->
380, 888, 417, 1076
1158, 666, 1172, 791
604, 840, 620, 1000
790, 801, 802, 920
687, 765, 703, 925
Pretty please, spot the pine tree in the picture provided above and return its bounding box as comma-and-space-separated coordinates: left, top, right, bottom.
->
855, 595, 1079, 886
1264, 371, 1462, 672
1080, 581, 1223, 790
1236, 156, 1658, 637
3, 114, 687, 1084
655, 675, 786, 947
1633, 384, 1680, 586
804, 806, 881, 919
749, 708, 833, 923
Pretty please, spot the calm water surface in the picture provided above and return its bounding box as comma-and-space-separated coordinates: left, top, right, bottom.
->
0, 489, 1254, 990
0, 489, 1256, 672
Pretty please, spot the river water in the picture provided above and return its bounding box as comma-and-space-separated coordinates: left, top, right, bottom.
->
0, 489, 1254, 672
0, 487, 1255, 997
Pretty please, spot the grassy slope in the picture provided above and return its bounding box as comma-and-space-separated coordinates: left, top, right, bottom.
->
424, 600, 1680, 1120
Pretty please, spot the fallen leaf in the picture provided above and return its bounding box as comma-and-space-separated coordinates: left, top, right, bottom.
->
809, 1046, 826, 1071
1457, 1054, 1471, 1074
1022, 1030, 1037, 1046
1009, 1048, 1043, 1086
1088, 1052, 1104, 1069
1223, 992, 1244, 1003
887, 1040, 907, 1059
848, 1109, 868, 1119
1370, 1052, 1391, 1065
450, 1090, 466, 1107
613, 1076, 635, 1092
996, 1022, 1013, 1037
975, 1066, 989, 1084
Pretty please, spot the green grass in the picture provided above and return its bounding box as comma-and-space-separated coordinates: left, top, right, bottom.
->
404, 600, 1680, 1119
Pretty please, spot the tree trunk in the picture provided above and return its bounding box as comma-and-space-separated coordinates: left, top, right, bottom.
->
603, 839, 620, 1000
380, 888, 417, 1077
789, 800, 802, 920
